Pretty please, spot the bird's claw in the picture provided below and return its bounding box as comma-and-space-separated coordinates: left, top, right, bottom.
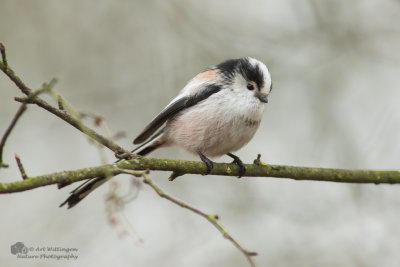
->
227, 153, 246, 178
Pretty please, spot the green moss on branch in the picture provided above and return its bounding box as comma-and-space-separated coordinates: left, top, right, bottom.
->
0, 157, 399, 194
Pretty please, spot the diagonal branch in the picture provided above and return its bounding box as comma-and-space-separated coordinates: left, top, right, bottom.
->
0, 103, 26, 168
0, 47, 128, 156
142, 173, 257, 267
14, 96, 127, 154
125, 169, 257, 267
0, 43, 30, 95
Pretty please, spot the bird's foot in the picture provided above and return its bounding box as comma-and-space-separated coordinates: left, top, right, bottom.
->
197, 150, 214, 175
227, 153, 246, 178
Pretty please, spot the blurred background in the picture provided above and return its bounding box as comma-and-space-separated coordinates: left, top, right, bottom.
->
1, 0, 400, 266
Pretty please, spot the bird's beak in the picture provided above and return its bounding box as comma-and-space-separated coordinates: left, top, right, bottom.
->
257, 94, 268, 103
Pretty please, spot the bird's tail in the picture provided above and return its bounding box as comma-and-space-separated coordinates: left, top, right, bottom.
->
60, 130, 165, 209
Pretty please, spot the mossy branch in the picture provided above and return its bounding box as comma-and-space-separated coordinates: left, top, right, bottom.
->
1, 157, 399, 194
0, 51, 128, 158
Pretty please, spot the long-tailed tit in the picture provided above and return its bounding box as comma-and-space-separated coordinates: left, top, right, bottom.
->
61, 57, 272, 208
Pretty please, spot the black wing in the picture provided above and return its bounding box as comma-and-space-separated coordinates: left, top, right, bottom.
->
133, 84, 222, 144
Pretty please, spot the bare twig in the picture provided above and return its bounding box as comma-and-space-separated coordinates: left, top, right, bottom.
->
0, 42, 7, 67
13, 95, 127, 155
0, 104, 26, 168
0, 47, 31, 95
168, 171, 184, 181
14, 153, 28, 180
0, 81, 55, 168
0, 44, 127, 155
118, 169, 257, 267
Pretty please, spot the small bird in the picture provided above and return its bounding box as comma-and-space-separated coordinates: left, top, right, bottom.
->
61, 57, 272, 208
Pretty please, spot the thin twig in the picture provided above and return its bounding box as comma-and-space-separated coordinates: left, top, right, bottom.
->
118, 169, 257, 267
0, 81, 55, 168
0, 48, 31, 95
0, 104, 26, 168
0, 42, 7, 67
168, 171, 184, 181
0, 44, 126, 155
13, 95, 127, 155
14, 153, 28, 180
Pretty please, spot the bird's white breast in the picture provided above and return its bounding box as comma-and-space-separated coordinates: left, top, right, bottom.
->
164, 88, 264, 157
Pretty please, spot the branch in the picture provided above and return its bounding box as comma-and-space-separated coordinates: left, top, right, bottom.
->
119, 169, 257, 266
0, 80, 56, 168
0, 46, 128, 156
1, 157, 399, 194
0, 103, 26, 168
0, 43, 31, 95
13, 95, 127, 154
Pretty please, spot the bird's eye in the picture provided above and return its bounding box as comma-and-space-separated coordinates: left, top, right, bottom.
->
247, 83, 255, 90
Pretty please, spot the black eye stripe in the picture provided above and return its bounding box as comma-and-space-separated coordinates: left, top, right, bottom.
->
216, 58, 265, 89
238, 60, 265, 90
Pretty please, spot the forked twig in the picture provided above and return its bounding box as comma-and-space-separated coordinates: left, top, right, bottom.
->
0, 80, 57, 168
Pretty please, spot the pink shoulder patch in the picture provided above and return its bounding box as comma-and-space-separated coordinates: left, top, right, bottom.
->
191, 68, 219, 83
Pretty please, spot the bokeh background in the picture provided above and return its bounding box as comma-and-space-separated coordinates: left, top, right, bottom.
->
1, 1, 400, 266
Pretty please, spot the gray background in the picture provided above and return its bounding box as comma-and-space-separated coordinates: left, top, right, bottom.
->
1, 1, 400, 266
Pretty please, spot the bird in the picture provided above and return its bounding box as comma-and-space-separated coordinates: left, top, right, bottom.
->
60, 57, 272, 208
